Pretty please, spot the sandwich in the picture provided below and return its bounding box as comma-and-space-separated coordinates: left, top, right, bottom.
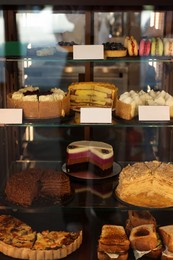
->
159, 225, 173, 259
97, 224, 130, 260
126, 210, 157, 235
129, 224, 162, 259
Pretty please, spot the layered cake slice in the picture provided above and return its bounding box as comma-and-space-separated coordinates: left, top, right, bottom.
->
68, 81, 118, 109
66, 140, 114, 176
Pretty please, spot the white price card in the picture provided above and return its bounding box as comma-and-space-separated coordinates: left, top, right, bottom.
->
73, 45, 104, 60
80, 107, 112, 123
0, 109, 22, 124
138, 106, 170, 121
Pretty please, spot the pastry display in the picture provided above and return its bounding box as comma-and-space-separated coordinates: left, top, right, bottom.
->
115, 161, 173, 208
0, 214, 82, 260
124, 36, 138, 56
66, 140, 114, 176
5, 169, 72, 207
103, 42, 127, 58
97, 224, 130, 260
116, 89, 173, 120
129, 224, 162, 259
68, 81, 118, 110
139, 38, 151, 56
57, 41, 78, 52
151, 37, 164, 56
7, 86, 70, 119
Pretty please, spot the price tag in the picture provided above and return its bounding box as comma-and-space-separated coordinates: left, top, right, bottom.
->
0, 109, 22, 124
73, 45, 104, 60
138, 106, 170, 121
80, 107, 112, 123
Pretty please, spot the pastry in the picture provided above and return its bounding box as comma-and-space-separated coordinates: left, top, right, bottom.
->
5, 169, 72, 207
103, 42, 127, 58
66, 140, 114, 176
7, 86, 70, 119
0, 215, 82, 260
164, 38, 173, 56
124, 36, 138, 56
116, 89, 173, 120
115, 161, 173, 208
151, 37, 164, 56
57, 41, 78, 52
139, 38, 151, 56
68, 81, 118, 110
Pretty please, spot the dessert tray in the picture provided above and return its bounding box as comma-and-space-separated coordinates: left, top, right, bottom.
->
62, 162, 121, 181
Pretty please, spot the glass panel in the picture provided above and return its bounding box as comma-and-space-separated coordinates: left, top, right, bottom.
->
15, 8, 85, 89
93, 11, 166, 93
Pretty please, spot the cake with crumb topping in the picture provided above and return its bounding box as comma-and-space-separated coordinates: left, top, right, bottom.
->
116, 161, 173, 208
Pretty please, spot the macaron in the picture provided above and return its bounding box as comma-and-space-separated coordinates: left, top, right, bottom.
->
164, 39, 173, 56
124, 36, 138, 56
151, 37, 163, 56
139, 39, 151, 56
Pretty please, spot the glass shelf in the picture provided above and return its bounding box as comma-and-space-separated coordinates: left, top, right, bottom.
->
0, 160, 173, 212
2, 56, 173, 63
4, 115, 173, 128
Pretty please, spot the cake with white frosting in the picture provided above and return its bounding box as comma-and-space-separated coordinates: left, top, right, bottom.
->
7, 86, 70, 119
116, 89, 173, 120
66, 140, 114, 176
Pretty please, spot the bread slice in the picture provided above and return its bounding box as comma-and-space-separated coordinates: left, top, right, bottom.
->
129, 224, 158, 251
129, 210, 156, 227
98, 225, 130, 253
159, 225, 173, 253
125, 210, 156, 235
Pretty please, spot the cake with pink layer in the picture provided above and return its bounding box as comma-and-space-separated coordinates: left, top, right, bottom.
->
66, 140, 114, 176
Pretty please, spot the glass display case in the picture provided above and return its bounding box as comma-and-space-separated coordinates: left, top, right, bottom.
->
1, 1, 173, 259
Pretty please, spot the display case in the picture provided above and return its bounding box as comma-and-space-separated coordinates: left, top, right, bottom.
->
1, 1, 173, 259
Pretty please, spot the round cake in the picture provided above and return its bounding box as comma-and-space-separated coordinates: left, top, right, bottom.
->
5, 169, 72, 207
57, 41, 78, 53
66, 140, 114, 176
116, 161, 173, 208
7, 86, 70, 119
103, 42, 127, 58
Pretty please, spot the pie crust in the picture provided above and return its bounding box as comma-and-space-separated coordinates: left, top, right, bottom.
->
0, 215, 82, 259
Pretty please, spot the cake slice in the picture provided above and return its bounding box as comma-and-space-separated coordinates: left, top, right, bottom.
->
68, 81, 118, 109
66, 140, 114, 176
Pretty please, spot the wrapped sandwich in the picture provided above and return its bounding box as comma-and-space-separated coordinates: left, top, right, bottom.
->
129, 224, 162, 259
97, 224, 130, 260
